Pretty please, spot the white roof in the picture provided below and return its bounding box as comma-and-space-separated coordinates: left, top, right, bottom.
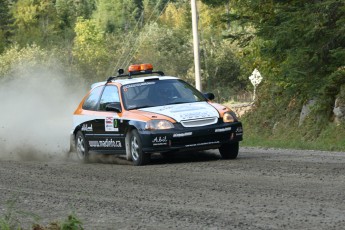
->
91, 76, 178, 89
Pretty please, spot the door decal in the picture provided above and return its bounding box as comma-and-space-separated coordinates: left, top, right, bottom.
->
105, 117, 119, 132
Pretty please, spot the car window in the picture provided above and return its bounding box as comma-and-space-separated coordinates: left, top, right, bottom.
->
174, 81, 201, 101
82, 86, 103, 111
122, 79, 206, 110
99, 85, 120, 111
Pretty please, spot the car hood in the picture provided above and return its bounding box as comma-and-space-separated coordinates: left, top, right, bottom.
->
138, 101, 219, 122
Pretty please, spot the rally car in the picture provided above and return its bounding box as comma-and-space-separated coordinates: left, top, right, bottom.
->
70, 64, 243, 165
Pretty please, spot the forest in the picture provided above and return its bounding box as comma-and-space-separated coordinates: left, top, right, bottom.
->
0, 0, 344, 149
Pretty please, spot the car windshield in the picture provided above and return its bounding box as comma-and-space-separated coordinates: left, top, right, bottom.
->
121, 79, 207, 110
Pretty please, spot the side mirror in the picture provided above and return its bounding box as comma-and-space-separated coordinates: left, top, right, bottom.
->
203, 92, 215, 100
105, 102, 122, 113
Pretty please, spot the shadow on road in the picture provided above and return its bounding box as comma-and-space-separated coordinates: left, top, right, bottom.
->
150, 151, 221, 165
86, 150, 222, 166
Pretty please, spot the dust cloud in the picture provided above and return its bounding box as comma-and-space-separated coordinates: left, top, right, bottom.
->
0, 64, 87, 161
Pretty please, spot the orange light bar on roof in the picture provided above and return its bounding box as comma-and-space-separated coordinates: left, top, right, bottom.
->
128, 64, 141, 72
128, 63, 153, 72
140, 63, 153, 71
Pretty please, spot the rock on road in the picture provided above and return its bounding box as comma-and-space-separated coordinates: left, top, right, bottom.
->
0, 147, 345, 229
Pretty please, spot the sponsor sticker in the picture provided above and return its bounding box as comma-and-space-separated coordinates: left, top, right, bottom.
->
123, 82, 155, 90
215, 127, 232, 133
173, 132, 192, 138
81, 124, 93, 132
89, 139, 122, 148
152, 136, 168, 146
180, 111, 213, 120
105, 117, 119, 132
185, 141, 220, 147
236, 127, 243, 136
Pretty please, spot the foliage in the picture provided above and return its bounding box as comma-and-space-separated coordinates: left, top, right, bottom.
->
230, 0, 345, 136
0, 197, 41, 230
198, 39, 243, 101
200, 0, 227, 7
0, 198, 84, 230
159, 1, 191, 30
240, 1, 343, 95
93, 0, 140, 33
0, 0, 13, 53
242, 117, 345, 152
59, 213, 84, 230
134, 22, 193, 78
72, 17, 109, 81
11, 0, 59, 47
1, 0, 248, 92
0, 44, 58, 79
0, 43, 82, 93
55, 0, 95, 42
198, 2, 224, 37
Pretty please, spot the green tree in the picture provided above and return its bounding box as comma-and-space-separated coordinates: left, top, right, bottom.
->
135, 23, 193, 78
199, 39, 242, 100
158, 1, 191, 30
230, 0, 345, 136
72, 17, 108, 81
93, 0, 140, 33
0, 0, 13, 53
11, 0, 59, 47
55, 0, 95, 36
200, 0, 226, 7
0, 44, 59, 79
235, 1, 345, 101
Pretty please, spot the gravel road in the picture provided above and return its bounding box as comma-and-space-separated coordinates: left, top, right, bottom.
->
1, 147, 345, 229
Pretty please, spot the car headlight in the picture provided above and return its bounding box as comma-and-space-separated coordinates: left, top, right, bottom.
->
145, 120, 174, 130
223, 112, 237, 123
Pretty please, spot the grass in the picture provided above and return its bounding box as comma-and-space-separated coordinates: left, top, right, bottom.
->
0, 198, 83, 230
226, 100, 345, 152
241, 121, 345, 152
0, 213, 83, 230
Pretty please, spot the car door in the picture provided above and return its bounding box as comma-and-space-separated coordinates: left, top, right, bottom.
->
90, 85, 126, 153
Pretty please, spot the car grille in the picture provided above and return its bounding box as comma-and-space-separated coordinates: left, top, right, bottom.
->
180, 117, 218, 127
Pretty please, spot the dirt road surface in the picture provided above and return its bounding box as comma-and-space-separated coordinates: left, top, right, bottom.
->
1, 147, 345, 229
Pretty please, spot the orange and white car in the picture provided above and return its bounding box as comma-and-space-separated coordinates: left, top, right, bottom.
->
70, 64, 243, 165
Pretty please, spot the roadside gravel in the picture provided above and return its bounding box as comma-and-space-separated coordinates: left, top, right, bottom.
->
0, 147, 345, 229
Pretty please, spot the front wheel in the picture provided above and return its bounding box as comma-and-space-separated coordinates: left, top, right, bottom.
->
219, 142, 239, 159
129, 130, 150, 166
75, 131, 89, 162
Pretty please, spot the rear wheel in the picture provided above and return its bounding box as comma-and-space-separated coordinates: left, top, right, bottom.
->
219, 142, 239, 159
129, 130, 150, 166
75, 131, 89, 162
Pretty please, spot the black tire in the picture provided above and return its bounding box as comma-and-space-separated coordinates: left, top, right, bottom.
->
129, 130, 150, 166
219, 142, 239, 159
75, 131, 89, 162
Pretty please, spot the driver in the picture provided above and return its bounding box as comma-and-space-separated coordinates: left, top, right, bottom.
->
156, 84, 177, 102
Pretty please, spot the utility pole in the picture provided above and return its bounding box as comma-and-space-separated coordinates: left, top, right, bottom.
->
226, 0, 230, 30
191, 0, 202, 91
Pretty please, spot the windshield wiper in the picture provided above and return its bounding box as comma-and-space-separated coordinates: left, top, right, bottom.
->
165, 101, 192, 105
130, 105, 155, 110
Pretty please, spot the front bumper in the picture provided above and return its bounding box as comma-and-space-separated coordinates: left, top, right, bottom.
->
139, 121, 243, 153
